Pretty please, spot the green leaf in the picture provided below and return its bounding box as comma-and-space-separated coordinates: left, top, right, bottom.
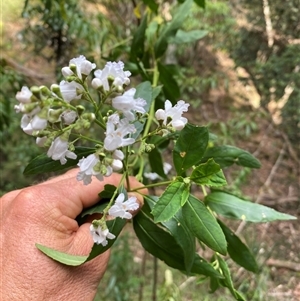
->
182, 194, 227, 255
210, 276, 221, 293
154, 0, 193, 58
206, 192, 297, 222
130, 13, 148, 60
23, 147, 95, 175
202, 145, 261, 169
135, 81, 153, 112
194, 0, 206, 8
217, 219, 259, 273
148, 147, 166, 179
132, 81, 153, 139
98, 184, 117, 199
152, 85, 162, 100
133, 204, 223, 278
80, 201, 108, 218
36, 218, 126, 266
141, 0, 158, 12
217, 254, 246, 301
173, 124, 209, 175
190, 158, 227, 187
169, 29, 208, 44
35, 244, 87, 266
151, 178, 189, 223
144, 195, 195, 272
157, 62, 180, 102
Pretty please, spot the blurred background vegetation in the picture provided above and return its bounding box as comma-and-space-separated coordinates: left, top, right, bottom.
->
1, 0, 299, 300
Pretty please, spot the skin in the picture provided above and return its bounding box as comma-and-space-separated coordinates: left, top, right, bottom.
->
0, 169, 146, 301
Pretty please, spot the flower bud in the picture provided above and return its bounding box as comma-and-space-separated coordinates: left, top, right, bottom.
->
30, 86, 41, 98
145, 143, 155, 152
16, 86, 33, 103
100, 164, 107, 175
113, 149, 124, 160
111, 159, 123, 171
69, 63, 77, 73
155, 109, 166, 121
91, 78, 103, 90
107, 75, 114, 87
61, 110, 77, 125
48, 108, 63, 123
40, 85, 52, 97
99, 152, 106, 160
76, 105, 85, 116
62, 67, 74, 77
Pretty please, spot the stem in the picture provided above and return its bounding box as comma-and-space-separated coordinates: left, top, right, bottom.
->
201, 185, 208, 196
82, 83, 106, 129
123, 146, 131, 190
142, 60, 159, 140
129, 180, 172, 192
72, 133, 102, 145
100, 172, 128, 219
94, 118, 106, 129
136, 55, 160, 180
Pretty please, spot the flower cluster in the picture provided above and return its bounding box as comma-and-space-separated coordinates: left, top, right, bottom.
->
15, 55, 190, 246
90, 193, 139, 246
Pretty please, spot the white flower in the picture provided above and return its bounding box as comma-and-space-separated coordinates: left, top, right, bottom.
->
77, 153, 103, 185
104, 114, 136, 151
16, 86, 32, 104
143, 172, 160, 181
108, 193, 139, 219
155, 100, 189, 130
163, 162, 172, 175
90, 224, 116, 246
36, 136, 47, 147
61, 110, 77, 125
21, 114, 47, 135
112, 88, 147, 121
92, 61, 131, 91
47, 137, 77, 165
144, 162, 172, 181
62, 55, 96, 79
59, 80, 84, 102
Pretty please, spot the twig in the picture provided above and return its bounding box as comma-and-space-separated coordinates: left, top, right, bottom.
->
266, 258, 300, 272
263, 145, 286, 188
1, 56, 53, 81
138, 250, 147, 301
178, 276, 196, 290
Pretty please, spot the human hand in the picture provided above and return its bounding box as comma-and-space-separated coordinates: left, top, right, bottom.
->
0, 169, 145, 301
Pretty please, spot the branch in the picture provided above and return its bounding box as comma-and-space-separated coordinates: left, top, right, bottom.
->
1, 56, 53, 82
266, 258, 300, 272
